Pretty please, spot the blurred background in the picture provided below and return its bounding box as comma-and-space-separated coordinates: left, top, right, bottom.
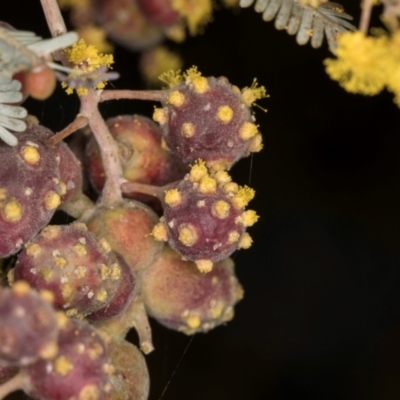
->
3, 1, 400, 399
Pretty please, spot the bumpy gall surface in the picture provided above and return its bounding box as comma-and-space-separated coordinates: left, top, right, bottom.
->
87, 253, 136, 322
0, 282, 59, 366
141, 246, 244, 334
0, 120, 63, 257
92, 0, 164, 51
103, 337, 149, 400
137, 0, 180, 27
14, 223, 133, 319
54, 140, 84, 204
25, 318, 112, 400
86, 114, 186, 211
153, 68, 264, 169
84, 200, 163, 275
152, 161, 258, 271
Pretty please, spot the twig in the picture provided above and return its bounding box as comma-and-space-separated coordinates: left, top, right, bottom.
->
80, 90, 124, 206
0, 371, 26, 399
359, 0, 373, 34
40, 0, 67, 36
121, 182, 165, 200
100, 90, 166, 103
46, 115, 88, 146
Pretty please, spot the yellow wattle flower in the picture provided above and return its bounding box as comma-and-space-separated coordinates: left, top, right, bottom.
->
62, 39, 114, 95
324, 31, 389, 96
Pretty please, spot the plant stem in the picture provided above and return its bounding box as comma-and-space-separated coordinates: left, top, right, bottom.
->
80, 90, 124, 206
359, 0, 373, 34
46, 115, 88, 146
100, 90, 166, 103
0, 372, 27, 399
121, 182, 165, 200
40, 0, 67, 36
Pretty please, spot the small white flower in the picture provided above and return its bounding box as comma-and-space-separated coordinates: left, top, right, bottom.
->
0, 75, 27, 146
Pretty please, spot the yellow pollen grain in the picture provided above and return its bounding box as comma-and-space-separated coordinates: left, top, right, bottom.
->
249, 133, 263, 153
222, 182, 239, 195
153, 108, 168, 125
209, 301, 224, 319
98, 237, 111, 254
40, 225, 60, 239
109, 263, 121, 280
39, 289, 55, 304
185, 315, 201, 329
181, 122, 195, 138
21, 146, 40, 165
61, 284, 73, 300
26, 243, 41, 258
199, 176, 216, 194
55, 311, 69, 329
79, 384, 99, 400
74, 265, 87, 279
241, 210, 259, 227
54, 355, 73, 376
164, 189, 182, 207
87, 341, 104, 360
151, 222, 168, 241
192, 76, 209, 93
73, 243, 87, 257
231, 186, 255, 209
44, 191, 61, 210
222, 306, 234, 322
12, 280, 30, 296
103, 363, 115, 374
213, 170, 231, 185
178, 224, 197, 246
227, 230, 240, 244
167, 90, 185, 107
216, 105, 233, 124
39, 268, 54, 282
95, 289, 108, 302
189, 160, 207, 182
235, 285, 245, 301
0, 188, 7, 200
212, 200, 230, 219
239, 122, 258, 141
2, 199, 23, 222
100, 264, 109, 280
66, 308, 78, 318
238, 232, 253, 249
195, 259, 213, 273
53, 256, 67, 269
39, 340, 58, 360
58, 182, 67, 196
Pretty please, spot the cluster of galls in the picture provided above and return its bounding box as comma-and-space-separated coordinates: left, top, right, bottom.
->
0, 68, 264, 399
65, 0, 215, 52
152, 160, 257, 272
0, 282, 148, 400
153, 67, 263, 168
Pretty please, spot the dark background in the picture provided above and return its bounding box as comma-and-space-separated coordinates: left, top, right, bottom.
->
3, 1, 400, 399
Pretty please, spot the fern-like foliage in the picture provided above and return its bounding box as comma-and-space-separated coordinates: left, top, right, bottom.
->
0, 25, 78, 78
239, 0, 356, 53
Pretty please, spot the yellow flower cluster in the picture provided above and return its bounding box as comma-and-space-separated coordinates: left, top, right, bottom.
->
62, 39, 114, 96
324, 31, 400, 106
171, 0, 213, 35
139, 46, 183, 86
